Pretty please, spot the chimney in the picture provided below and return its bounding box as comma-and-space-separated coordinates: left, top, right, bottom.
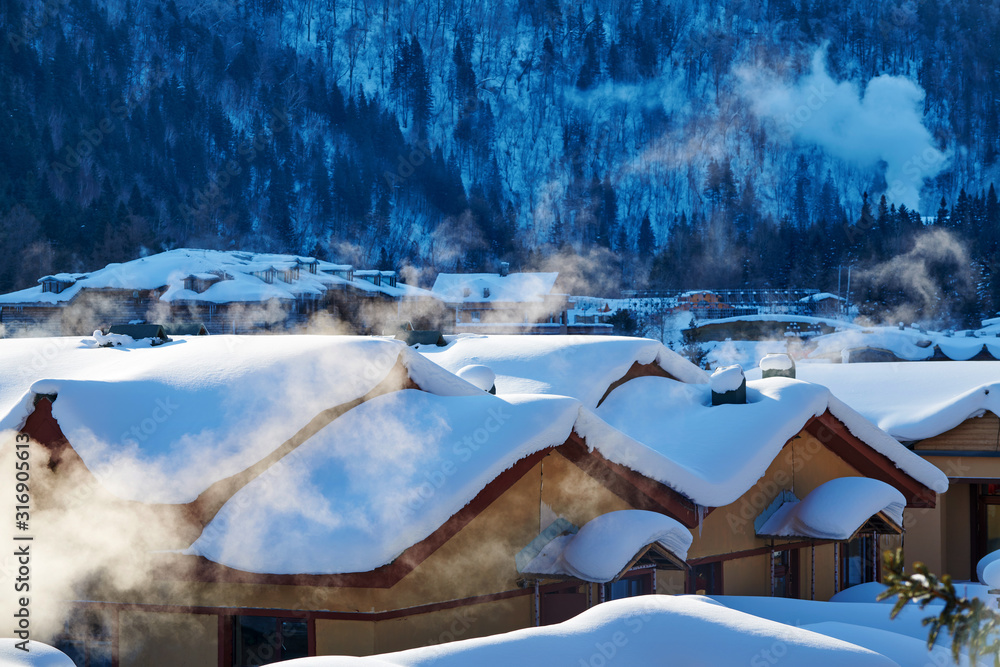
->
710, 365, 746, 406
760, 353, 795, 379
499, 261, 510, 277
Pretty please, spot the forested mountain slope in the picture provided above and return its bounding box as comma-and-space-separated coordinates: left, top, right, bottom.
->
1, 0, 998, 322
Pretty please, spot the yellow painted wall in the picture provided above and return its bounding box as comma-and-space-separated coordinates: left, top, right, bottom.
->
119, 611, 216, 667
371, 596, 530, 654
723, 555, 769, 596
945, 483, 972, 580
315, 619, 374, 656
903, 502, 944, 576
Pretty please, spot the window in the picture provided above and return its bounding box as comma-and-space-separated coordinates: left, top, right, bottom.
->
691, 562, 723, 595
771, 549, 799, 598
233, 616, 308, 666
54, 609, 112, 667
971, 484, 1000, 568
539, 584, 587, 626
840, 534, 878, 590
604, 571, 652, 601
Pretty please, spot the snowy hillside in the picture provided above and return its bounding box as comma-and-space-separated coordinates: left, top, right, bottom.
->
2, 0, 999, 321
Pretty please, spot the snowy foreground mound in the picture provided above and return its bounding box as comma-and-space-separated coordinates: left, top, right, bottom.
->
0, 640, 74, 666
282, 596, 897, 667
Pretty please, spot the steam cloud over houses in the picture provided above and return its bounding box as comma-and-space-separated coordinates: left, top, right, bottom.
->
0, 334, 949, 665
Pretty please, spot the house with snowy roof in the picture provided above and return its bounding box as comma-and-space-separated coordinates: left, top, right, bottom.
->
794, 361, 1000, 584
0, 334, 944, 665
0, 249, 438, 336
431, 266, 607, 334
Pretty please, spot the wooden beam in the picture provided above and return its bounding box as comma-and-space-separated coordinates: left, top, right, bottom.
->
557, 433, 700, 527
806, 411, 937, 509
596, 361, 680, 408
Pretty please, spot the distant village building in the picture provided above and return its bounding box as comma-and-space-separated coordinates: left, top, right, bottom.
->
0, 249, 438, 336
431, 267, 611, 335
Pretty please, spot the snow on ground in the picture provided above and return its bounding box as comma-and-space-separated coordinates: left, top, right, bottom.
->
187, 391, 582, 573
419, 334, 708, 408
0, 335, 476, 503
281, 596, 897, 667
791, 361, 1000, 442
0, 640, 74, 666
581, 375, 946, 507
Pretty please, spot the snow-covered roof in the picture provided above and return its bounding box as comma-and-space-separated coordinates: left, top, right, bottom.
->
794, 361, 1000, 442
756, 477, 905, 540
800, 292, 843, 302
186, 391, 583, 574
518, 510, 692, 582
0, 248, 434, 305
431, 272, 559, 303
580, 375, 947, 507
0, 335, 476, 504
419, 334, 709, 408
0, 334, 947, 576
806, 327, 1000, 363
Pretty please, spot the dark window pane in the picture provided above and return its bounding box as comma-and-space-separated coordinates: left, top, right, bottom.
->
693, 563, 722, 595
235, 616, 280, 666
55, 640, 86, 667
88, 641, 113, 667
605, 573, 649, 601
280, 620, 308, 659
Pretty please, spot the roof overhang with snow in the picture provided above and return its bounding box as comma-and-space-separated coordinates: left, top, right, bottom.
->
755, 477, 905, 541
517, 511, 692, 583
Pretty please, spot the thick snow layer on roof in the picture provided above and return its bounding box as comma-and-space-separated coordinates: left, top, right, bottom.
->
187, 391, 581, 573
284, 596, 896, 667
795, 361, 1000, 442
455, 364, 495, 392
801, 292, 844, 302
760, 352, 795, 371
0, 249, 433, 305
0, 640, 75, 666
419, 335, 708, 407
0, 336, 478, 504
521, 511, 692, 582
757, 477, 905, 540
431, 272, 559, 303
580, 376, 946, 507
560, 510, 691, 581
710, 365, 745, 393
